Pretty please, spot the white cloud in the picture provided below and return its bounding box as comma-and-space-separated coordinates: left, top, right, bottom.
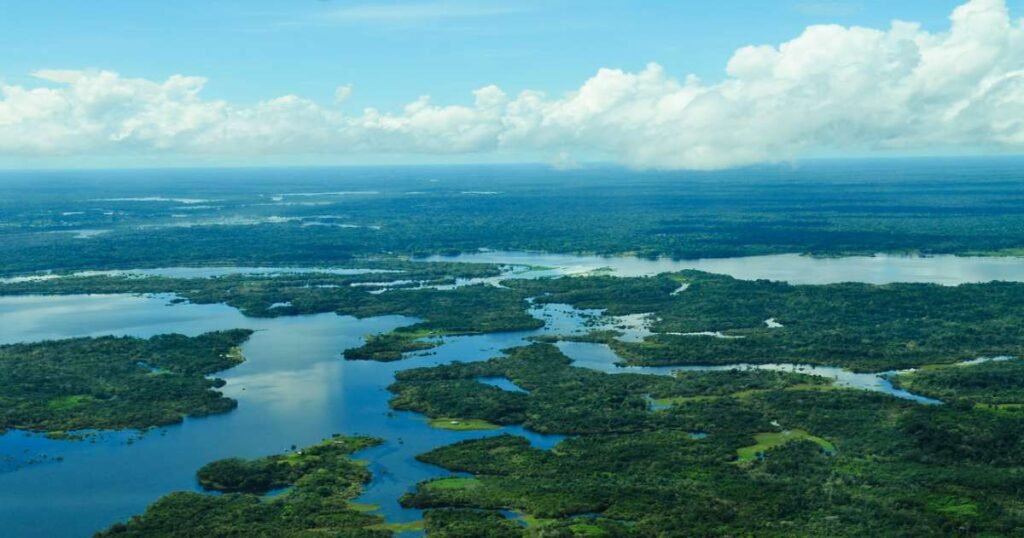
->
2, 0, 1023, 169
334, 84, 353, 104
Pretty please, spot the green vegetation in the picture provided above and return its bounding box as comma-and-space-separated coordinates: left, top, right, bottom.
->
7, 163, 1024, 276
344, 328, 443, 361
425, 477, 482, 491
423, 509, 524, 537
514, 271, 1024, 371
391, 344, 827, 434
98, 436, 391, 537
890, 358, 1024, 405
429, 418, 502, 431
369, 520, 425, 533
394, 344, 1024, 536
734, 430, 835, 462
0, 330, 252, 433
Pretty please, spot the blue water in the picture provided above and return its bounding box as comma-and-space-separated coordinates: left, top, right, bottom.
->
0, 295, 569, 538
424, 251, 1024, 286
556, 341, 943, 405
476, 377, 530, 393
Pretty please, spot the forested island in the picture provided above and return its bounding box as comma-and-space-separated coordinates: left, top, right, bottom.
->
98, 436, 397, 537
0, 330, 251, 434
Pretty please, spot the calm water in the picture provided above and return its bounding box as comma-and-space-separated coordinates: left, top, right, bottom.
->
2, 252, 1017, 537
423, 251, 1024, 285
0, 295, 570, 538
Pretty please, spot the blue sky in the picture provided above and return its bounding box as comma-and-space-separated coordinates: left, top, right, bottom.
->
1, 0, 1023, 168
0, 0, 990, 108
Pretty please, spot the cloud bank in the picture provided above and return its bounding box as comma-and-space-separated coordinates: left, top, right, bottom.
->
1, 0, 1023, 169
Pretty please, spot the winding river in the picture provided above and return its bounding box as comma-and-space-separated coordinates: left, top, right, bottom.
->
2, 251, 1023, 537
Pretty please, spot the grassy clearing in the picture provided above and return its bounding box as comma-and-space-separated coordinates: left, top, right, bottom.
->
426, 477, 481, 491
47, 394, 92, 410
975, 402, 1024, 416
510, 511, 557, 528
346, 502, 381, 513
428, 417, 501, 431
369, 520, 425, 532
225, 346, 246, 364
736, 430, 835, 462
927, 496, 980, 520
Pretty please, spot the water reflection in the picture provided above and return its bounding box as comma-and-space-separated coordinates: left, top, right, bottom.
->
424, 251, 1024, 285
0, 295, 566, 537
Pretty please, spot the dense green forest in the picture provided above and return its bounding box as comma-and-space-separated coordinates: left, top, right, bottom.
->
5, 162, 1024, 276
513, 271, 1024, 371
98, 436, 394, 537
391, 344, 827, 435
891, 358, 1024, 407
396, 344, 1024, 537
0, 330, 251, 433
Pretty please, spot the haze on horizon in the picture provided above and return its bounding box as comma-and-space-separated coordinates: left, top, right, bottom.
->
2, 0, 1024, 170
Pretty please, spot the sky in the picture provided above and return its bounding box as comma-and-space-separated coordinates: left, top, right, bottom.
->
1, 0, 1023, 169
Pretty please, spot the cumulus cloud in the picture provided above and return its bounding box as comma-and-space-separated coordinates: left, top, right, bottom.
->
334, 84, 353, 104
1, 0, 1023, 169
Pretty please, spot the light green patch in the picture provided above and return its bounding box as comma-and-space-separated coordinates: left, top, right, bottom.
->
426, 477, 481, 491
511, 511, 557, 528
735, 430, 835, 462
225, 346, 245, 364
928, 496, 980, 519
731, 389, 771, 399
651, 395, 721, 407
569, 522, 606, 535
346, 502, 381, 513
785, 382, 842, 392
47, 394, 92, 410
368, 520, 425, 532
974, 402, 1024, 416
428, 417, 501, 431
